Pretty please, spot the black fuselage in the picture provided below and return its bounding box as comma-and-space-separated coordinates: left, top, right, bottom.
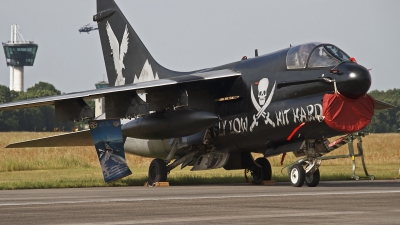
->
188, 47, 371, 156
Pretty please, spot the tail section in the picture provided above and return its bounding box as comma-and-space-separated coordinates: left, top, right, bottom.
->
94, 0, 183, 87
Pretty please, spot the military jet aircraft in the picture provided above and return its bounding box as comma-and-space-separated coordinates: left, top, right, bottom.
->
0, 0, 394, 187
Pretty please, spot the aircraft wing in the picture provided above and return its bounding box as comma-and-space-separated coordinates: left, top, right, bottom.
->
374, 99, 396, 110
0, 69, 241, 120
2, 69, 240, 148
6, 130, 93, 148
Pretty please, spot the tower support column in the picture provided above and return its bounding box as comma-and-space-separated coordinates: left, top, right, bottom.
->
12, 66, 24, 92
9, 67, 14, 90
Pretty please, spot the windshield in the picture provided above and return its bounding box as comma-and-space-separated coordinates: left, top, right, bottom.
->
308, 45, 350, 68
325, 45, 350, 61
287, 43, 351, 69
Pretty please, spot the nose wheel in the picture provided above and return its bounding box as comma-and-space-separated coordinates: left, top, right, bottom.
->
289, 164, 321, 187
305, 169, 320, 187
289, 164, 305, 187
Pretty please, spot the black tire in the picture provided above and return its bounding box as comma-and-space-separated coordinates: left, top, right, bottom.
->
148, 158, 167, 185
305, 169, 320, 187
256, 157, 272, 181
252, 157, 272, 184
290, 164, 305, 187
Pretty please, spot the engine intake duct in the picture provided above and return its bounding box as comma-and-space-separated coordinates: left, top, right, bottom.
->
121, 108, 218, 140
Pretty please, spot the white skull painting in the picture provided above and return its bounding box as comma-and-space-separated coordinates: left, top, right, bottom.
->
258, 78, 269, 105
250, 77, 277, 132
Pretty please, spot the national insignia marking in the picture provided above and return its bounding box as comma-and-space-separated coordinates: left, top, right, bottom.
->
89, 121, 98, 129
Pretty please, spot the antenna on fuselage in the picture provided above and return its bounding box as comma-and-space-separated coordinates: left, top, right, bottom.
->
255, 49, 258, 57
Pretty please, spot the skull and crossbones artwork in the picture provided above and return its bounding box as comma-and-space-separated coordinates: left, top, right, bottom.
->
258, 78, 269, 105
250, 78, 276, 132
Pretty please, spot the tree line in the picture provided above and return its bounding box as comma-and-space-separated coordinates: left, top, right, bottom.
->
0, 82, 78, 132
0, 82, 398, 133
364, 88, 400, 133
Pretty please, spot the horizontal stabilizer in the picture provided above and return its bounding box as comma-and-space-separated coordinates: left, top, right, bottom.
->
374, 99, 396, 110
6, 130, 93, 148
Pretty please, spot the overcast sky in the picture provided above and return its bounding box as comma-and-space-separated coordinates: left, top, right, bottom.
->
0, 0, 399, 93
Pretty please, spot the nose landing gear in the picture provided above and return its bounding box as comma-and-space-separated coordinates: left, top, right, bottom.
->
289, 163, 321, 187
286, 133, 374, 187
288, 139, 322, 187
289, 164, 305, 187
305, 169, 320, 187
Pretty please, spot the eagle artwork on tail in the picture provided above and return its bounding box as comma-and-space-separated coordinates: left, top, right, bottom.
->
106, 21, 129, 86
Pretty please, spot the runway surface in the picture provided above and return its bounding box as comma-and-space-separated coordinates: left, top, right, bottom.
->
1, 180, 400, 225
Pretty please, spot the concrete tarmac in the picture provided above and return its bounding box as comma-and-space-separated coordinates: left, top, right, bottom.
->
1, 180, 400, 225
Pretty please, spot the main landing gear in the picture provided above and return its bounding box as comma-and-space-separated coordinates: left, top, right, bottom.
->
250, 157, 273, 184
147, 156, 274, 185
148, 158, 168, 185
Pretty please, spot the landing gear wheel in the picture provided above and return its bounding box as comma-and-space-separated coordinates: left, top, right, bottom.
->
256, 157, 272, 181
252, 158, 272, 184
290, 164, 305, 187
148, 158, 167, 185
305, 169, 320, 187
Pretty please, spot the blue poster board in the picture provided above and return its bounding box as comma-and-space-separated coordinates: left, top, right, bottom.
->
89, 119, 132, 183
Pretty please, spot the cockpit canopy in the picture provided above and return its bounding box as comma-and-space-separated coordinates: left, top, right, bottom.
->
286, 42, 350, 69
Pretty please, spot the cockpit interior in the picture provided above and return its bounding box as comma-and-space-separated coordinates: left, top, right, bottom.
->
286, 43, 351, 69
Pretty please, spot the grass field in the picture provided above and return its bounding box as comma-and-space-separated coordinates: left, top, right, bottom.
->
0, 132, 399, 189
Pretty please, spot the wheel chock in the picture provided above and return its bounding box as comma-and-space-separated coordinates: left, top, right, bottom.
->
251, 180, 277, 185
144, 182, 170, 187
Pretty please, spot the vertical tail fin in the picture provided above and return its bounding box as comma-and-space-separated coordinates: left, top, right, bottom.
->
94, 0, 182, 87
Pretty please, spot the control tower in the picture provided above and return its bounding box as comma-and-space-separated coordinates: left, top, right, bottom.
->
95, 81, 109, 117
2, 24, 38, 92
